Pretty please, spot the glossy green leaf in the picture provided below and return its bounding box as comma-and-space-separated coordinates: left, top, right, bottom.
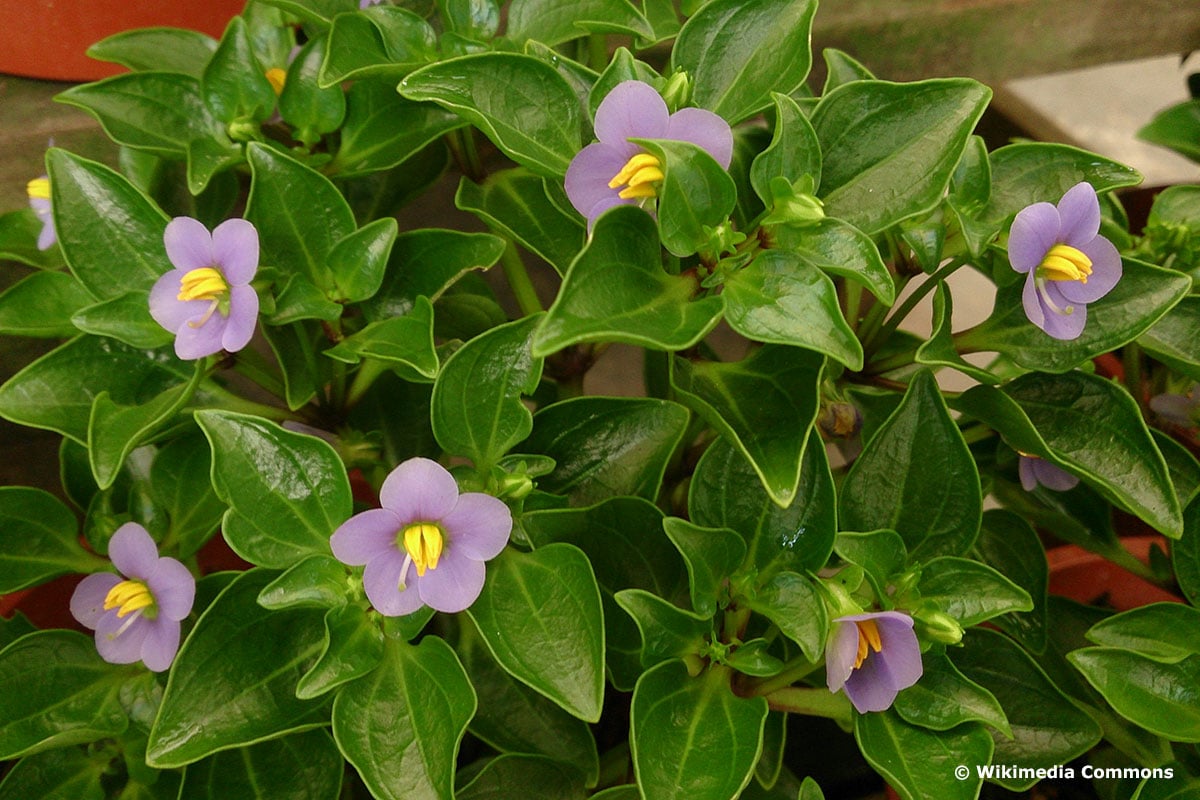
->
0, 746, 105, 800
261, 320, 321, 410
833, 529, 906, 600
70, 290, 174, 349
1070, 648, 1200, 742
673, 344, 822, 507
1175, 497, 1200, 606
0, 208, 63, 269
959, 258, 1190, 373
177, 729, 343, 800
456, 623, 599, 785
86, 27, 218, 77
333, 636, 475, 800
632, 660, 767, 799
257, 0, 356, 25
331, 80, 464, 176
534, 206, 724, 354
245, 142, 356, 287
742, 570, 827, 662
855, 710, 991, 800
751, 92, 821, 206
0, 487, 104, 592
1139, 295, 1200, 384
365, 229, 506, 321
919, 557, 1033, 626
321, 6, 437, 85
0, 270, 93, 337
0, 336, 192, 444
279, 34, 346, 143
326, 216, 396, 304
258, 554, 350, 611
764, 217, 895, 305
974, 510, 1048, 654
196, 410, 352, 568
521, 396, 689, 506
296, 605, 386, 699
1084, 603, 1200, 663
400, 53, 581, 176
635, 138, 737, 257
840, 370, 981, 558
723, 250, 863, 370
616, 589, 711, 668
893, 653, 1010, 736
202, 16, 277, 125
955, 370, 1183, 538
459, 755, 589, 799
953, 629, 1101, 790
431, 315, 543, 471
1138, 99, 1200, 161
326, 296, 438, 379
690, 433, 836, 579
662, 517, 746, 617
507, 0, 652, 44
0, 630, 130, 759
437, 0, 501, 38
811, 78, 991, 234
46, 149, 170, 300
821, 48, 874, 93
671, 0, 816, 124
466, 544, 605, 722
147, 570, 329, 767
914, 284, 999, 384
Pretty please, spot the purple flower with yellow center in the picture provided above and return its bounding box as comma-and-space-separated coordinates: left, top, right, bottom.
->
149, 216, 259, 360
564, 80, 733, 228
330, 457, 512, 615
27, 175, 55, 250
1018, 453, 1079, 492
69, 523, 195, 672
826, 610, 922, 714
1008, 181, 1121, 340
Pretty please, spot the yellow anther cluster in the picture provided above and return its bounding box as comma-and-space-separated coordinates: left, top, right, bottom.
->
403, 523, 444, 576
27, 177, 50, 201
265, 68, 287, 96
177, 267, 229, 303
1039, 244, 1093, 284
104, 579, 155, 619
608, 153, 664, 200
853, 619, 883, 669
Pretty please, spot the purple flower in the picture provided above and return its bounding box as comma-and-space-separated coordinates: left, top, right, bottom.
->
1150, 385, 1200, 429
69, 523, 195, 672
826, 610, 922, 714
149, 217, 260, 360
564, 80, 733, 228
330, 457, 512, 615
359, 0, 385, 7
27, 176, 55, 250
1018, 453, 1079, 492
1008, 182, 1122, 340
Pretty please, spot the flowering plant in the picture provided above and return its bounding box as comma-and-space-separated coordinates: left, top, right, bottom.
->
2, 2, 1200, 799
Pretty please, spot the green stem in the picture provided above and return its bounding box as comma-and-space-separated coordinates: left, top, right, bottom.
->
862, 258, 967, 357
500, 240, 544, 317
204, 390, 295, 422
743, 656, 822, 697
959, 422, 996, 446
763, 686, 852, 723
844, 280, 863, 334
595, 742, 632, 790
345, 359, 390, 409
230, 347, 287, 400
1123, 342, 1144, 410
587, 33, 608, 71
446, 128, 485, 183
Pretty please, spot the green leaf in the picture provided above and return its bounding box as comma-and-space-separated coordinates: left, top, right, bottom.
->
616, 588, 711, 668
671, 0, 817, 124
258, 554, 350, 611
431, 315, 543, 470
953, 629, 1101, 790
458, 754, 589, 799
855, 710, 991, 800
1084, 603, 1200, 663
959, 257, 1190, 373
1139, 295, 1200, 384
507, 0, 652, 45
631, 660, 768, 800
811, 78, 991, 234
331, 80, 464, 176
327, 217, 396, 304
46, 149, 170, 300
534, 206, 724, 354
269, 279, 344, 328
321, 5, 438, 85
0, 208, 64, 269
202, 17, 277, 125
70, 290, 175, 349
196, 410, 352, 568
0, 630, 129, 759
0, 336, 191, 444
261, 321, 321, 411
751, 92, 821, 206
333, 636, 475, 800
364, 229, 506, 321
690, 434, 836, 578
742, 571, 827, 662
834, 529, 907, 600
245, 142, 357, 287
0, 487, 104, 591
521, 396, 689, 506
764, 217, 895, 305
723, 250, 863, 370
1070, 648, 1200, 743
400, 53, 581, 176
918, 557, 1033, 626
636, 138, 737, 257
662, 517, 746, 617
893, 653, 1010, 736
955, 370, 1183, 538
1176, 497, 1200, 606
86, 27, 218, 77
1139, 99, 1200, 161
177, 730, 343, 800
821, 48, 875, 93
0, 746, 105, 800
279, 34, 347, 142
466, 544, 605, 722
296, 605, 386, 699
840, 370, 981, 558
326, 296, 438, 380
0, 270, 94, 338
974, 510, 1048, 654
914, 284, 999, 384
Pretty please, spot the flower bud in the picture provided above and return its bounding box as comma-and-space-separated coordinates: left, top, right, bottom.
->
661, 70, 692, 111
913, 609, 963, 645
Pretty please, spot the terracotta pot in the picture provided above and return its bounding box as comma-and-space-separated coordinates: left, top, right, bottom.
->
0, 0, 246, 82
1046, 536, 1182, 611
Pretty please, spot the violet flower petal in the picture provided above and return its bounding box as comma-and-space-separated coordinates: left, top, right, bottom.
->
379, 457, 460, 521
146, 558, 197, 622
824, 618, 861, 693
149, 269, 208, 332
70, 572, 122, 630
173, 314, 227, 360
1032, 459, 1080, 491
1150, 393, 1196, 427
211, 218, 259, 285
843, 652, 903, 713
221, 284, 259, 352
665, 107, 734, 169
1018, 456, 1039, 492
1055, 182, 1101, 247
362, 550, 425, 616
564, 140, 639, 220
1021, 271, 1046, 331
1008, 202, 1060, 274
873, 615, 922, 688
442, 493, 512, 561
1056, 235, 1121, 303
594, 80, 670, 144
1039, 298, 1087, 340
95, 611, 150, 665
164, 217, 214, 272
415, 551, 486, 613
330, 508, 402, 565
109, 523, 161, 580
140, 620, 181, 673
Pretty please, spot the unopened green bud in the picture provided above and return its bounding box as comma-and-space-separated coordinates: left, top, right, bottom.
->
661, 70, 692, 111
818, 401, 862, 439
227, 119, 260, 142
497, 473, 534, 501
763, 176, 825, 226
914, 610, 964, 645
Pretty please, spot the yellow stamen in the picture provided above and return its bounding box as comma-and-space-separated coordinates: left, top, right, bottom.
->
177, 267, 228, 303
402, 523, 444, 577
1039, 244, 1093, 284
608, 153, 664, 200
853, 619, 883, 669
103, 579, 155, 619
265, 68, 287, 96
27, 177, 50, 201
